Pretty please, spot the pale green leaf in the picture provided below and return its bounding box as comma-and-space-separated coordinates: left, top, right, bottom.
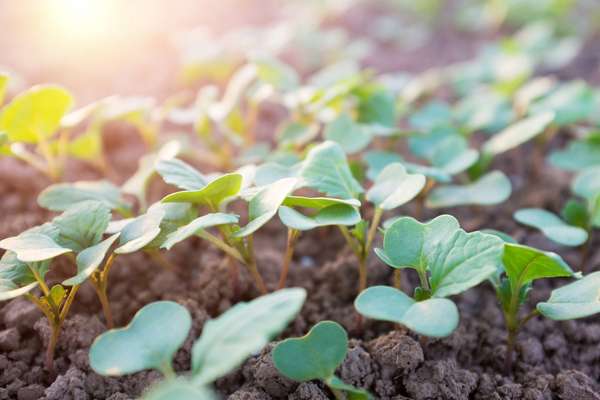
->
192, 288, 306, 385
278, 204, 361, 231
89, 301, 191, 376
324, 114, 371, 154
366, 163, 426, 210
156, 158, 208, 191
326, 376, 371, 400
514, 208, 588, 246
115, 206, 165, 254
63, 233, 120, 286
38, 180, 128, 212
161, 213, 239, 250
537, 272, 600, 320
0, 233, 72, 263
354, 286, 459, 337
300, 141, 363, 199
51, 201, 111, 251
482, 112, 555, 156
426, 170, 511, 208
162, 173, 242, 209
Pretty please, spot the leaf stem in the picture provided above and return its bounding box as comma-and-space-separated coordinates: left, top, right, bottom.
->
338, 226, 361, 258
278, 229, 299, 289
159, 361, 177, 380
90, 276, 114, 329
196, 230, 244, 263
393, 269, 402, 290
244, 235, 268, 295
146, 250, 177, 271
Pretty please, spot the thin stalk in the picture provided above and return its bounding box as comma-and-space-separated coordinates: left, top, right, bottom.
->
278, 229, 299, 289
37, 138, 60, 182
226, 256, 240, 300
160, 361, 176, 380
244, 235, 268, 295
146, 250, 177, 271
417, 268, 431, 292
330, 388, 344, 400
28, 266, 50, 297
196, 230, 244, 263
364, 208, 383, 258
338, 226, 361, 258
90, 276, 114, 329
393, 269, 402, 290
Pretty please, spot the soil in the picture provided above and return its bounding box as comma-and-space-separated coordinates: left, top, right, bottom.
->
2, 3, 600, 400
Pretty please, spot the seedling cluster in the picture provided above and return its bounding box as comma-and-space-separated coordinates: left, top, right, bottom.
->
2, 2, 600, 399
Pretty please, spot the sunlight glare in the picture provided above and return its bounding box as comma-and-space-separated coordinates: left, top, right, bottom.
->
45, 0, 119, 43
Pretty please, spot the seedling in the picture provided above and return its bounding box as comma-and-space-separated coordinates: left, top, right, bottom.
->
492, 242, 600, 372
272, 321, 372, 400
355, 215, 504, 337
299, 141, 426, 292
89, 288, 306, 399
548, 131, 600, 172
514, 208, 588, 247
0, 85, 74, 181
0, 223, 73, 371
426, 170, 512, 208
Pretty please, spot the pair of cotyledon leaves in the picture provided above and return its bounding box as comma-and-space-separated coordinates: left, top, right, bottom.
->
272, 321, 372, 400
89, 288, 306, 400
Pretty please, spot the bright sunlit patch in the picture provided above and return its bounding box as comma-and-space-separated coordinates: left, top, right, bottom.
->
44, 0, 119, 43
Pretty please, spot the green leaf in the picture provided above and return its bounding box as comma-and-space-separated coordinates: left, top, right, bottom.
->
366, 163, 426, 210
537, 272, 600, 320
192, 288, 306, 385
0, 251, 41, 300
0, 233, 72, 263
68, 124, 102, 162
572, 166, 600, 201
548, 133, 600, 171
282, 196, 360, 209
47, 284, 66, 308
357, 87, 396, 128
300, 141, 363, 200
514, 208, 588, 247
482, 112, 554, 156
233, 178, 298, 238
142, 379, 217, 400
561, 199, 589, 229
89, 301, 191, 376
0, 85, 73, 142
277, 122, 318, 147
375, 215, 460, 269
408, 101, 453, 131
115, 206, 165, 254
278, 204, 361, 231
162, 173, 242, 209
0, 280, 38, 301
272, 321, 347, 381
502, 243, 578, 291
161, 213, 239, 250
363, 150, 403, 181
38, 180, 128, 212
156, 158, 208, 191
253, 56, 299, 91
326, 376, 372, 400
324, 114, 371, 154
354, 286, 459, 337
63, 233, 120, 286
428, 230, 504, 297
426, 170, 511, 208
51, 201, 111, 251
254, 162, 300, 186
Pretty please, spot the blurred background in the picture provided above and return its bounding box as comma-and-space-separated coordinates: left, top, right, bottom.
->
1, 0, 599, 104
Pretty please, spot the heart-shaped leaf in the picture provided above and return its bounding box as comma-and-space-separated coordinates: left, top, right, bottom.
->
324, 113, 372, 154
115, 206, 166, 254
162, 173, 242, 209
156, 158, 208, 191
0, 85, 73, 142
0, 233, 72, 263
192, 288, 306, 385
278, 204, 361, 231
52, 201, 111, 252
233, 178, 298, 238
482, 112, 555, 156
161, 213, 239, 250
537, 272, 600, 320
272, 321, 348, 381
514, 208, 588, 246
63, 233, 120, 286
89, 301, 191, 376
142, 379, 216, 400
367, 163, 426, 210
38, 180, 128, 212
299, 141, 363, 200
355, 286, 459, 337
426, 170, 511, 208
502, 243, 579, 291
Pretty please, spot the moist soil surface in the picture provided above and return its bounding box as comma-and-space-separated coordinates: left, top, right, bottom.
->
2, 4, 600, 399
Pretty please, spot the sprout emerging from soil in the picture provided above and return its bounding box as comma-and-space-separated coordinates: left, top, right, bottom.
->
355, 215, 504, 338
272, 321, 372, 400
492, 242, 600, 372
89, 288, 306, 399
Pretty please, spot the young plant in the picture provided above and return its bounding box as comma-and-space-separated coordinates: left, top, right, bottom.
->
0, 223, 74, 371
299, 141, 426, 292
89, 288, 306, 399
492, 243, 600, 371
355, 215, 504, 337
0, 84, 74, 181
272, 321, 372, 400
